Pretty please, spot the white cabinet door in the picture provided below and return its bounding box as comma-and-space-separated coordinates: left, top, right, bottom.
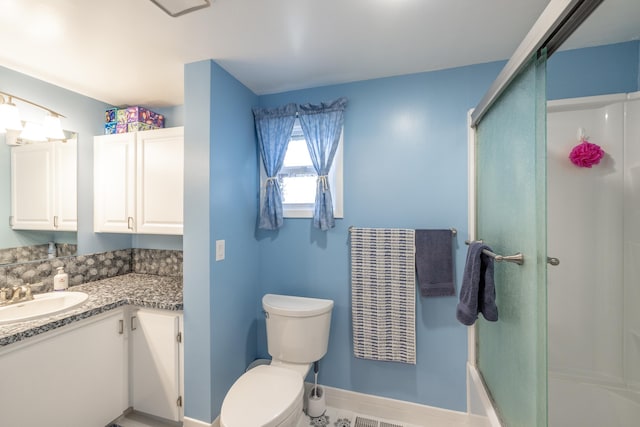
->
0, 311, 128, 427
54, 138, 78, 231
93, 127, 183, 235
10, 143, 55, 230
94, 132, 136, 233
130, 309, 182, 421
11, 140, 78, 231
136, 127, 184, 235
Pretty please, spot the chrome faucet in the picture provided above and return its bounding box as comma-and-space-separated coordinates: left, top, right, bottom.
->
0, 285, 34, 306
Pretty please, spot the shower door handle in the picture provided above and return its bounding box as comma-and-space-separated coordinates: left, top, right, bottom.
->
547, 257, 560, 266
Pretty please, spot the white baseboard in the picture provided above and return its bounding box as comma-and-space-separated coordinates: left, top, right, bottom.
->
183, 416, 218, 427
308, 383, 490, 426
187, 385, 490, 427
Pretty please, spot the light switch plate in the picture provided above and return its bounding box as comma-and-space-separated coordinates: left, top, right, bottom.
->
215, 240, 225, 261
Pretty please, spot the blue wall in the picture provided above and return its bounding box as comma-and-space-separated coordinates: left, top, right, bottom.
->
183, 60, 260, 422
547, 41, 639, 99
248, 40, 640, 414
255, 62, 504, 411
209, 61, 260, 417
184, 60, 215, 422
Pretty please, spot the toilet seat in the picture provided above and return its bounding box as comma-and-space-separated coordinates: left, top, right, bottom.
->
220, 365, 303, 427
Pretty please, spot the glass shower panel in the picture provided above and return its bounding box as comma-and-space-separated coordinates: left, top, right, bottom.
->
475, 52, 547, 427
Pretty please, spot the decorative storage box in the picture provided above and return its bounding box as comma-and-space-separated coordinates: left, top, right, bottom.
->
115, 122, 160, 133
116, 109, 127, 125
105, 108, 117, 123
104, 122, 117, 135
105, 106, 165, 134
128, 122, 159, 132
125, 106, 164, 128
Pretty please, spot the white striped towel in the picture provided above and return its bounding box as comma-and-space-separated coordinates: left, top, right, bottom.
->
350, 227, 416, 364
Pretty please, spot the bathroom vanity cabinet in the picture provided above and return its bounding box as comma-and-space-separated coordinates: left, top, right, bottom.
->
0, 307, 184, 425
0, 310, 127, 427
10, 139, 77, 231
94, 127, 184, 235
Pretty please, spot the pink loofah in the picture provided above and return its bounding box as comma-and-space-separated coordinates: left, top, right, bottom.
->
569, 139, 604, 168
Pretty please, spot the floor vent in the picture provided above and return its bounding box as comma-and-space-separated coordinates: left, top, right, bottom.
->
354, 417, 379, 427
354, 416, 404, 427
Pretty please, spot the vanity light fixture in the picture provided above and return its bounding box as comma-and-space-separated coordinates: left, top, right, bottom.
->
0, 91, 66, 143
148, 0, 211, 17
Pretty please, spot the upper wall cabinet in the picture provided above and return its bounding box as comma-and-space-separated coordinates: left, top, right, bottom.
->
10, 139, 77, 231
94, 127, 184, 235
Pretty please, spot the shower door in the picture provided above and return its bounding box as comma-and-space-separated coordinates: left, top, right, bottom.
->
475, 52, 547, 427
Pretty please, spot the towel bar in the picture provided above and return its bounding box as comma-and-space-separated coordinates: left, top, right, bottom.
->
464, 240, 524, 265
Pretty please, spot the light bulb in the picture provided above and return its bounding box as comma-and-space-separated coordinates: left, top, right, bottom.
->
0, 101, 23, 131
20, 121, 47, 142
43, 113, 66, 140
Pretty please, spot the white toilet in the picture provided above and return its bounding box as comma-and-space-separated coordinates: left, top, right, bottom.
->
220, 293, 334, 427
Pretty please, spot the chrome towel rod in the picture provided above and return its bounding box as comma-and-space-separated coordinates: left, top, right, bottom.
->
349, 227, 457, 236
464, 240, 524, 265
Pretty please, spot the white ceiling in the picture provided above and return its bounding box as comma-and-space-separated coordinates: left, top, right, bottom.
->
0, 0, 637, 108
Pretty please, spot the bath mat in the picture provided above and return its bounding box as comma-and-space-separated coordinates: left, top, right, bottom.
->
350, 227, 416, 364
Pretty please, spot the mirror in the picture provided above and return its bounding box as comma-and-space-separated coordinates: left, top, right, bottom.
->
0, 130, 77, 265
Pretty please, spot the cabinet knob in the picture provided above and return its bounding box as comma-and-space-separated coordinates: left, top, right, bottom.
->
131, 315, 137, 331
54, 216, 59, 228
127, 217, 134, 231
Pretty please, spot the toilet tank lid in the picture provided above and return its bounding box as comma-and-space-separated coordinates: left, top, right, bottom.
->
263, 294, 334, 317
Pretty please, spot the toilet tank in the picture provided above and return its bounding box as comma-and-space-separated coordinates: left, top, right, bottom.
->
263, 294, 334, 363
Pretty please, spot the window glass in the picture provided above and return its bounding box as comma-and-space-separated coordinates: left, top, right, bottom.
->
280, 138, 316, 205
260, 119, 343, 218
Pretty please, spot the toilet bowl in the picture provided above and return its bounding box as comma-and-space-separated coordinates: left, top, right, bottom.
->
220, 365, 304, 427
220, 294, 334, 427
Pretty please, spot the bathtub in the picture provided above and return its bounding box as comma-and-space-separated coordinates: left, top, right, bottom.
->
548, 373, 640, 427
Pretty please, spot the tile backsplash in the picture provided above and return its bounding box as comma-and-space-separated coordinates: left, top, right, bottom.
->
133, 248, 183, 277
0, 248, 182, 294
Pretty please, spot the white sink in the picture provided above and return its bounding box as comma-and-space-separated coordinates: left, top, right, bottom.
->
0, 291, 89, 325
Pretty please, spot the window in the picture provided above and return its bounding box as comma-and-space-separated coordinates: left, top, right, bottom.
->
260, 119, 343, 218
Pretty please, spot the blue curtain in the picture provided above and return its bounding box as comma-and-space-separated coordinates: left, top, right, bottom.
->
297, 97, 348, 230
253, 103, 297, 230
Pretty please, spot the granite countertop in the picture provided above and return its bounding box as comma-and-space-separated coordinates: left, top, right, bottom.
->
0, 273, 182, 347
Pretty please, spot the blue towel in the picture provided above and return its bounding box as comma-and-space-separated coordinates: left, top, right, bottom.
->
456, 242, 498, 325
415, 229, 455, 297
